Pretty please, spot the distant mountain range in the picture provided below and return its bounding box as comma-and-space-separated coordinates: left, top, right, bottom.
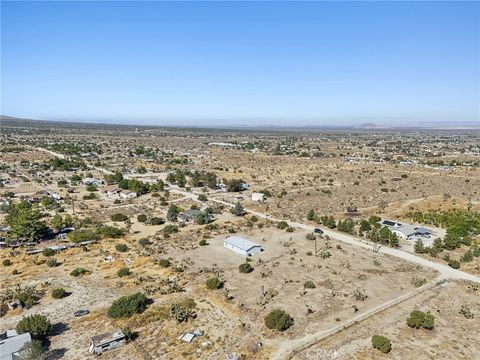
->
1, 115, 479, 130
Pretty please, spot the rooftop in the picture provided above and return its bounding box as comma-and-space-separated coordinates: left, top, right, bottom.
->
224, 236, 261, 252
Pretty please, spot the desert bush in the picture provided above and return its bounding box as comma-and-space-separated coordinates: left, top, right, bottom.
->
411, 277, 427, 288
303, 280, 316, 289
138, 238, 151, 247
148, 217, 165, 225
111, 213, 128, 222
117, 267, 131, 277
115, 243, 129, 252
264, 309, 293, 331
158, 259, 171, 268
459, 305, 474, 319
51, 288, 66, 299
239, 263, 253, 273
352, 288, 368, 301
16, 314, 52, 339
276, 221, 288, 230
448, 259, 460, 269
107, 292, 147, 318
371, 335, 392, 353
137, 214, 147, 223
305, 233, 316, 240
205, 276, 222, 290
42, 248, 55, 257
70, 267, 87, 277
199, 239, 208, 246
46, 258, 59, 267
3, 259, 12, 266
406, 310, 434, 330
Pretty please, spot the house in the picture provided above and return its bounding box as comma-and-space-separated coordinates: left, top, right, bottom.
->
379, 219, 432, 240
224, 236, 263, 257
89, 330, 126, 355
251, 192, 265, 202
0, 330, 32, 360
178, 209, 203, 223
119, 190, 137, 199
103, 185, 120, 198
83, 178, 103, 187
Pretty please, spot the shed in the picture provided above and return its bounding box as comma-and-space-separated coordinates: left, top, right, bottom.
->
88, 330, 126, 355
0, 331, 31, 360
251, 193, 265, 202
224, 236, 262, 257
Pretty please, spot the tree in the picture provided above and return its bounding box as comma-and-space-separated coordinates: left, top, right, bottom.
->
406, 310, 434, 330
414, 239, 425, 253
225, 178, 245, 192
448, 259, 460, 269
306, 209, 316, 221
371, 335, 392, 353
115, 244, 129, 252
117, 267, 131, 277
264, 309, 293, 331
16, 314, 52, 340
167, 204, 179, 221
107, 293, 147, 318
231, 202, 245, 216
51, 214, 63, 231
6, 201, 48, 242
360, 219, 371, 232
205, 276, 222, 290
17, 340, 45, 360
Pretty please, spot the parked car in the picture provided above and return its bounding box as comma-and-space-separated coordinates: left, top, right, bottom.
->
74, 309, 90, 317
314, 227, 324, 234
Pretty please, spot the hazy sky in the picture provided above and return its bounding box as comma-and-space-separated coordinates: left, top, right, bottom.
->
1, 1, 479, 126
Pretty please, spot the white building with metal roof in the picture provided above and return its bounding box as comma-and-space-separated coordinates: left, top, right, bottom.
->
0, 331, 32, 360
224, 236, 262, 257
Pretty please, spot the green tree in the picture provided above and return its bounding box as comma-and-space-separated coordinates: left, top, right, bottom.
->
17, 340, 45, 360
231, 202, 245, 216
51, 214, 63, 231
264, 309, 293, 331
6, 201, 48, 242
16, 314, 52, 340
167, 204, 179, 221
239, 263, 253, 273
51, 288, 66, 299
306, 209, 316, 221
205, 276, 222, 290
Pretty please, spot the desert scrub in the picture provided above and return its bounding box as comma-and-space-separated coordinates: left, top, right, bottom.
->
205, 276, 223, 290
51, 288, 67, 299
371, 335, 391, 353
264, 309, 293, 331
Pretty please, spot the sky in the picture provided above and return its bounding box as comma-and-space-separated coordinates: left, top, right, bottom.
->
1, 1, 479, 127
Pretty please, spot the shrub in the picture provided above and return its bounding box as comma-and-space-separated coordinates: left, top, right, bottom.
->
12, 269, 19, 275
148, 217, 165, 225
411, 277, 426, 288
16, 314, 52, 340
352, 288, 368, 301
97, 225, 125, 238
198, 194, 207, 201
303, 280, 316, 289
117, 267, 131, 277
205, 276, 222, 290
42, 248, 56, 257
286, 226, 294, 233
372, 335, 392, 353
107, 292, 147, 318
459, 305, 474, 319
158, 259, 171, 268
111, 213, 128, 222
163, 224, 178, 236
70, 267, 87, 277
305, 233, 316, 240
137, 214, 148, 223
264, 309, 293, 331
3, 259, 12, 266
406, 310, 434, 330
277, 221, 288, 230
199, 239, 208, 246
138, 238, 151, 247
448, 259, 460, 269
239, 263, 253, 273
51, 288, 66, 299
46, 258, 59, 267
115, 243, 129, 252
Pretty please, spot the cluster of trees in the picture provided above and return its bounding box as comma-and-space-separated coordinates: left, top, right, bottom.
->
223, 178, 245, 192
43, 157, 86, 171
406, 209, 479, 238
167, 170, 187, 187
190, 171, 217, 189
6, 201, 48, 242
50, 213, 74, 231
366, 226, 399, 247
104, 172, 164, 194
